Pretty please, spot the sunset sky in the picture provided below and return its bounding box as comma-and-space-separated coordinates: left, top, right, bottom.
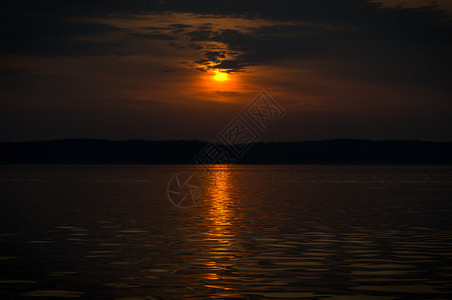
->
1, 0, 451, 141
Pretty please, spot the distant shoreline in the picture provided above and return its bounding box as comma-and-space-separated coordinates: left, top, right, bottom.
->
1, 139, 451, 164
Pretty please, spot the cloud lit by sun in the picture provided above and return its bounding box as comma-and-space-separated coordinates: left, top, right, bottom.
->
213, 70, 229, 81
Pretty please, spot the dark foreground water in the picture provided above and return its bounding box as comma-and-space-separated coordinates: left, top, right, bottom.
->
0, 165, 451, 299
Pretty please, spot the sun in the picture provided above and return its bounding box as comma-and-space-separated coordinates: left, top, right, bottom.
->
213, 70, 229, 82
199, 67, 241, 101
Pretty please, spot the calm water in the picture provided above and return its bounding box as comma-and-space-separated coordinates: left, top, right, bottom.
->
1, 165, 451, 299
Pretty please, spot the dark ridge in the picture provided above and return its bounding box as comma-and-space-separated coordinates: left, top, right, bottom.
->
0, 139, 451, 164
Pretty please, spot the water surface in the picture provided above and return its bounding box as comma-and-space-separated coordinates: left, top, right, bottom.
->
1, 165, 451, 299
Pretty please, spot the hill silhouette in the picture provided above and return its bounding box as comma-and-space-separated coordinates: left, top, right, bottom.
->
0, 139, 451, 164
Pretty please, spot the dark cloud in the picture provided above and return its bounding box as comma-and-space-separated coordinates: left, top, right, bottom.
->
4, 0, 451, 25
184, 16, 452, 84
142, 26, 167, 30
187, 30, 213, 41
194, 50, 246, 72
0, 16, 124, 55
211, 60, 249, 73
203, 51, 225, 61
0, 16, 122, 38
3, 1, 452, 63
187, 25, 342, 72
169, 23, 193, 29
129, 32, 174, 40
167, 23, 194, 34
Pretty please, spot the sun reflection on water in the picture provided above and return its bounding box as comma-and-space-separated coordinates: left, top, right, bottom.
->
207, 166, 233, 227
200, 165, 243, 288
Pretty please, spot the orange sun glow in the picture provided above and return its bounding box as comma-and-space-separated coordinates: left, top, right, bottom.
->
213, 70, 229, 81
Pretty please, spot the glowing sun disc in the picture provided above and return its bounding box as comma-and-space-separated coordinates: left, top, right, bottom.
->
213, 70, 229, 81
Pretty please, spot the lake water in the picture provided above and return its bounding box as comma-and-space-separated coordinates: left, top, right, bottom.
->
1, 165, 451, 299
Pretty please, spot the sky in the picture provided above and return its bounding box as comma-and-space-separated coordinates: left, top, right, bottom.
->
1, 0, 451, 142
